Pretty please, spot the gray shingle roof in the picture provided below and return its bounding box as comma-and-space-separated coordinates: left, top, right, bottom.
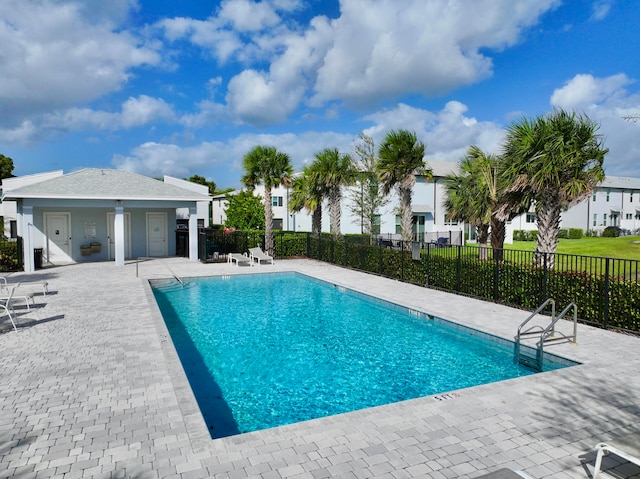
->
600, 175, 640, 190
4, 168, 211, 201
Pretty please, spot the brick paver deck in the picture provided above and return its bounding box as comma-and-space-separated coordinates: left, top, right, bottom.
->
1, 258, 639, 479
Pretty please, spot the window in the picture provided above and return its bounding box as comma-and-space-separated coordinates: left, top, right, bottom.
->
606, 190, 610, 202
593, 214, 597, 227
626, 213, 633, 220
526, 213, 536, 224
636, 213, 640, 220
603, 213, 607, 225
593, 192, 597, 202
413, 215, 426, 233
630, 192, 634, 202
395, 215, 401, 234
272, 196, 283, 207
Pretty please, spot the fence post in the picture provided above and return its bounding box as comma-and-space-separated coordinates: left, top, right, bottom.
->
542, 252, 549, 300
604, 258, 610, 329
456, 245, 461, 292
426, 242, 431, 285
493, 254, 499, 301
401, 240, 405, 282
344, 236, 348, 267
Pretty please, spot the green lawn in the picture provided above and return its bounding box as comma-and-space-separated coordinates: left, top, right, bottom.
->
505, 235, 640, 261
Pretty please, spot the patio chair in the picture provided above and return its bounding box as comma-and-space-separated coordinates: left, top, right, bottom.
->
0, 286, 18, 332
0, 283, 36, 311
593, 433, 640, 479
0, 276, 49, 296
227, 253, 252, 267
248, 247, 274, 265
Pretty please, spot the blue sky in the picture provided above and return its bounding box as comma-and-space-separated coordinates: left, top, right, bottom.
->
1, 0, 639, 189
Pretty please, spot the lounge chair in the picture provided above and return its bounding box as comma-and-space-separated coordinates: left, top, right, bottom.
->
593, 433, 640, 479
248, 247, 274, 265
0, 286, 18, 332
0, 276, 49, 296
227, 253, 252, 267
0, 283, 35, 311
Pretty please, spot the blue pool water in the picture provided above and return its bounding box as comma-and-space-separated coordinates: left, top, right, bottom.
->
151, 272, 568, 439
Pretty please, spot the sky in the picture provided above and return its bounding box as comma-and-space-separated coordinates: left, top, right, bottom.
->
1, 0, 639, 189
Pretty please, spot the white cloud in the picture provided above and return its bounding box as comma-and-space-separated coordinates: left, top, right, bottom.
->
590, 1, 612, 21
0, 0, 161, 127
0, 95, 176, 144
548, 73, 640, 177
218, 0, 280, 32
550, 73, 631, 110
112, 100, 506, 186
159, 0, 559, 127
121, 96, 175, 127
363, 101, 505, 162
310, 0, 559, 107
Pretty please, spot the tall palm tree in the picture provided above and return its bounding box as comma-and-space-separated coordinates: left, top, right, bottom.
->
308, 148, 356, 235
241, 145, 293, 256
289, 166, 323, 235
502, 110, 608, 266
377, 130, 431, 244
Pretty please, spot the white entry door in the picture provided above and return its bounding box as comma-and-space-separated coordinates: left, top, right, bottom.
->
147, 212, 168, 257
107, 212, 132, 260
44, 212, 72, 264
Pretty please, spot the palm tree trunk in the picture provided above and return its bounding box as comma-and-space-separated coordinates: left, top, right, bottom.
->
329, 187, 342, 235
399, 186, 413, 244
477, 224, 489, 260
264, 186, 274, 256
312, 207, 322, 235
490, 216, 506, 262
534, 199, 562, 268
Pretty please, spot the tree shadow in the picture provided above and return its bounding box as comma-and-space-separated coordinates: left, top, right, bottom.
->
527, 367, 640, 477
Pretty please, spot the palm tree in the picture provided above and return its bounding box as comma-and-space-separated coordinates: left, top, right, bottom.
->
308, 148, 356, 235
241, 145, 293, 256
502, 110, 608, 266
289, 166, 323, 235
377, 130, 431, 244
444, 149, 492, 259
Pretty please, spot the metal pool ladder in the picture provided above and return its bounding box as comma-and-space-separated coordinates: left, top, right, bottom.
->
515, 298, 578, 371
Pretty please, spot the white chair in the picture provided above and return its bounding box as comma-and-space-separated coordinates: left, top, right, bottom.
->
0, 286, 18, 332
0, 276, 49, 296
0, 283, 35, 311
593, 433, 640, 479
227, 253, 252, 267
248, 247, 274, 265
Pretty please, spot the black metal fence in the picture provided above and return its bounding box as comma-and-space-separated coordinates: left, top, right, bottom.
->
197, 230, 640, 334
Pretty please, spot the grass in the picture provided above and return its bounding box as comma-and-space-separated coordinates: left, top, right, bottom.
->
505, 235, 640, 261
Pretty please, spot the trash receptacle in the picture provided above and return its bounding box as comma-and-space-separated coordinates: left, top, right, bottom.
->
34, 248, 43, 270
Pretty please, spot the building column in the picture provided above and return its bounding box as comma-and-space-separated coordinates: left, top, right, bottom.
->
188, 206, 198, 262
22, 206, 34, 272
114, 206, 125, 266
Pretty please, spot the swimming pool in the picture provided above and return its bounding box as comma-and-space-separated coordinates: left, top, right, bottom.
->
151, 272, 572, 439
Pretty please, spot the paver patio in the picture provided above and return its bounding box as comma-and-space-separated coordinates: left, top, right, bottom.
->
1, 258, 639, 479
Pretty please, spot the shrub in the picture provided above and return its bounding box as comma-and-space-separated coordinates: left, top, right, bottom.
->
558, 229, 569, 239
513, 230, 526, 241
602, 226, 621, 238
568, 228, 583, 239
